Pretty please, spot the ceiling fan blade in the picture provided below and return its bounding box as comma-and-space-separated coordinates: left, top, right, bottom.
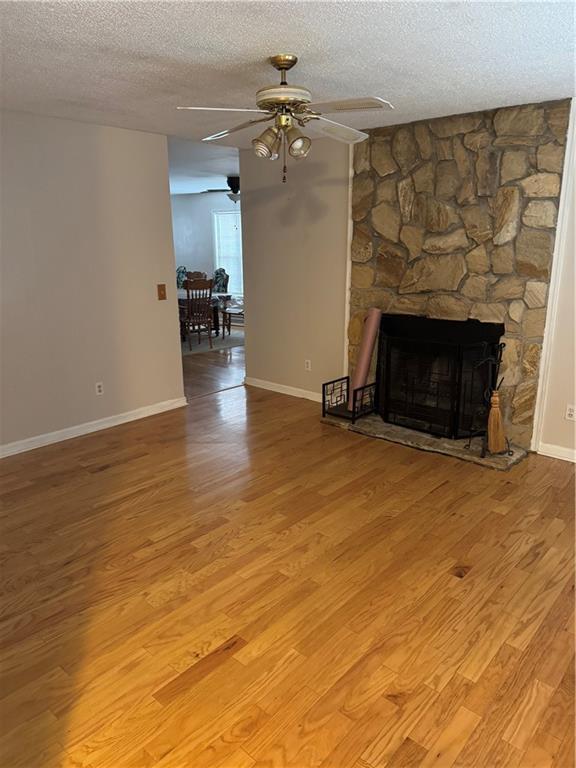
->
313, 117, 369, 144
201, 115, 275, 142
307, 97, 394, 113
177, 106, 271, 114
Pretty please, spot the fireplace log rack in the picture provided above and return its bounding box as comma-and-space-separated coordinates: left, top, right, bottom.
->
322, 376, 376, 424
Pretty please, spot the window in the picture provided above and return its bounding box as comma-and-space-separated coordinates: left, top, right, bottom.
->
213, 211, 243, 294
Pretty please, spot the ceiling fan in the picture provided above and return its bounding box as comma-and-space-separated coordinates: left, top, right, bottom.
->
177, 54, 394, 182
204, 175, 241, 203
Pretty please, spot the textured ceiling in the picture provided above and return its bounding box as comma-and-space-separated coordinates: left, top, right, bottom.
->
168, 138, 239, 194
1, 1, 574, 153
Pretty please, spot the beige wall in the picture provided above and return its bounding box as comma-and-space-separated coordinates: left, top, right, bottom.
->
239, 140, 350, 396
538, 105, 575, 457
170, 192, 239, 277
0, 112, 184, 448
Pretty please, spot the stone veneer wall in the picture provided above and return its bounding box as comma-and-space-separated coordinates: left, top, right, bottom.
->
349, 99, 571, 449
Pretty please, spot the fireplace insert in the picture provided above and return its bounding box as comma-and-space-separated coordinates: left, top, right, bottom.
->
376, 314, 504, 439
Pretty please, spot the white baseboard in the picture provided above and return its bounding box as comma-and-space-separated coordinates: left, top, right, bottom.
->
0, 397, 188, 458
537, 441, 576, 463
244, 377, 322, 403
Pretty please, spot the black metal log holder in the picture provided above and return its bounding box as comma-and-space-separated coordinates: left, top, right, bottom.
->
464, 341, 513, 457
322, 376, 377, 424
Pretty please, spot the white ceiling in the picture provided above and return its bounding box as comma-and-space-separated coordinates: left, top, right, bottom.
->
168, 138, 239, 195
1, 1, 574, 153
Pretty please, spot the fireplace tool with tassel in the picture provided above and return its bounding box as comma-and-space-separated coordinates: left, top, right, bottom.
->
466, 342, 512, 457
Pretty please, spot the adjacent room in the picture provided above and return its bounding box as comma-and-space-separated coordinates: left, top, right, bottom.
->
0, 2, 574, 767
168, 138, 246, 399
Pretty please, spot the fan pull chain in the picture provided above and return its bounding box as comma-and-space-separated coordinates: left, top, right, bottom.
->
282, 130, 287, 183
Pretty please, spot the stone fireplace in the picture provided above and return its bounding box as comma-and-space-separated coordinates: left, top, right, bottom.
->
348, 99, 570, 449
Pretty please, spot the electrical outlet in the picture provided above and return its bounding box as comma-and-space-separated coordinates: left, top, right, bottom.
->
565, 404, 575, 421
304, 359, 312, 371
95, 382, 104, 396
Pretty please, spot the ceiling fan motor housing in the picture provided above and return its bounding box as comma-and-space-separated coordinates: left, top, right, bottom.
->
227, 176, 240, 194
256, 84, 312, 111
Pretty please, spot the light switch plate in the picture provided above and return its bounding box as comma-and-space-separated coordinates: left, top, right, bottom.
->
157, 284, 167, 301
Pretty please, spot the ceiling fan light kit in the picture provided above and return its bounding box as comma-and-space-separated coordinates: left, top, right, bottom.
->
251, 125, 281, 158
178, 54, 394, 182
285, 125, 311, 158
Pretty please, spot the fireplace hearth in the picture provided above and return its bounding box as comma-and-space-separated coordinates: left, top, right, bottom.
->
377, 315, 504, 440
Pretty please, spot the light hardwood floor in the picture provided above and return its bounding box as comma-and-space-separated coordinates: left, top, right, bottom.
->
0, 376, 574, 767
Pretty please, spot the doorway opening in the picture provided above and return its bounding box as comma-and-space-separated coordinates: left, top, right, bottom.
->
168, 138, 245, 400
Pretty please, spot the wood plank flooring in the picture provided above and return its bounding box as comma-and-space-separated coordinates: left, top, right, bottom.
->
0, 377, 573, 767
181, 345, 245, 400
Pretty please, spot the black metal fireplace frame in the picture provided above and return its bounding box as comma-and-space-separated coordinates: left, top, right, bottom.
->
376, 315, 505, 440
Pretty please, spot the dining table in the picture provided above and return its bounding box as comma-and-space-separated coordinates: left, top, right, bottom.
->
177, 290, 231, 337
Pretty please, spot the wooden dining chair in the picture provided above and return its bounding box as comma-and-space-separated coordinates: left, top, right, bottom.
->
184, 278, 213, 349
186, 270, 207, 280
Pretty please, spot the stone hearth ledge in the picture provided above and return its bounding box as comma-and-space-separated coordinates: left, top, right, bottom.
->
322, 414, 527, 471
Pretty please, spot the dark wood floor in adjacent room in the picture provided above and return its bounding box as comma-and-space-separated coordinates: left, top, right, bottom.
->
0, 375, 574, 767
181, 345, 245, 400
